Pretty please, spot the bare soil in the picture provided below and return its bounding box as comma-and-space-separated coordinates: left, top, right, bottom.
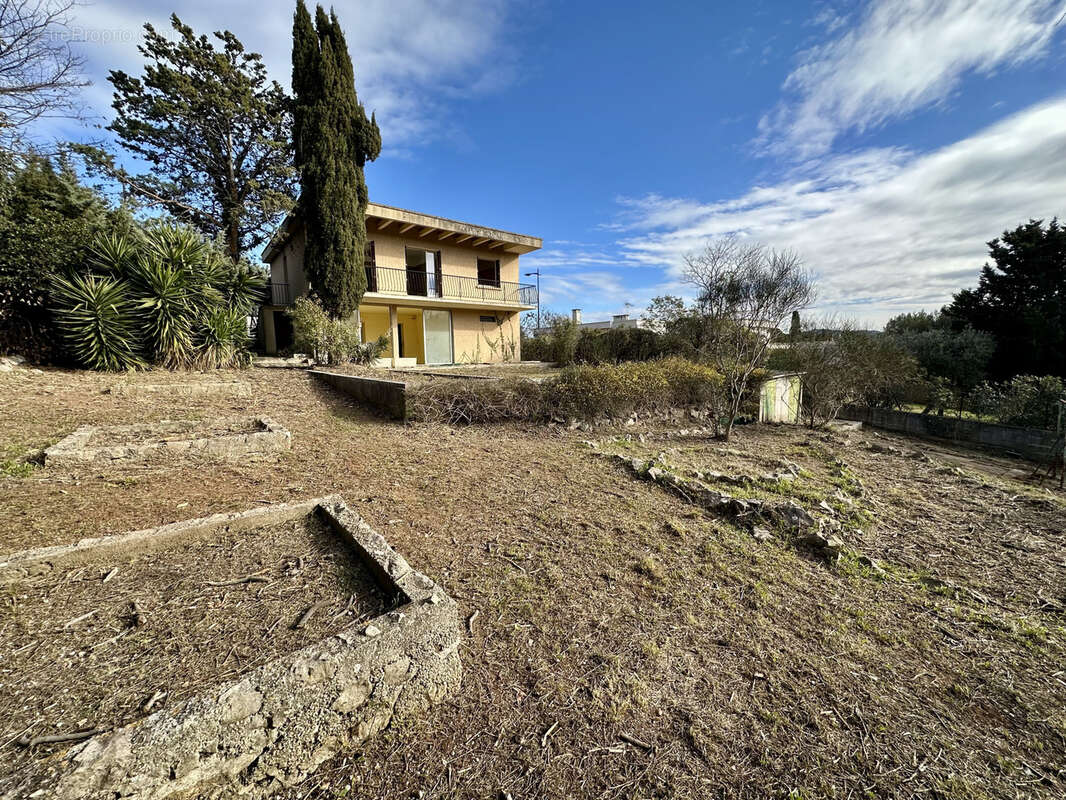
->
1, 367, 1064, 799
0, 511, 388, 790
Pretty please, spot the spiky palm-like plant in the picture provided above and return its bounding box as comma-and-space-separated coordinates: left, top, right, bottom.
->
51, 273, 143, 371
198, 306, 250, 368
53, 224, 263, 371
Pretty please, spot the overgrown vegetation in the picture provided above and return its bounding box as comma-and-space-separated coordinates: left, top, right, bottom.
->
0, 154, 135, 362
50, 225, 265, 370
288, 297, 388, 366
408, 358, 738, 426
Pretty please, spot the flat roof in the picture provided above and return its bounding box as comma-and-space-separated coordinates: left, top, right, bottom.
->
261, 202, 542, 263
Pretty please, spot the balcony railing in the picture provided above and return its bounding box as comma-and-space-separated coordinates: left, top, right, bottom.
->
365, 265, 537, 306
268, 281, 291, 306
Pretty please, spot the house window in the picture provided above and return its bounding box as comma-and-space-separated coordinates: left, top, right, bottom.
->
477, 258, 500, 288
480, 315, 497, 323
365, 241, 377, 292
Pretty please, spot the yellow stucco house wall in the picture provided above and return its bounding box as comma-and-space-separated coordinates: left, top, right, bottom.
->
260, 203, 540, 366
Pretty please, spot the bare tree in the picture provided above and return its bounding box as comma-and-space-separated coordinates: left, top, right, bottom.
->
682, 234, 815, 439
0, 0, 87, 149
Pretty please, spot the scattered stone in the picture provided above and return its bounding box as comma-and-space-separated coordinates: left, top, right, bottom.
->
858, 555, 887, 578
752, 527, 773, 543
364, 624, 382, 637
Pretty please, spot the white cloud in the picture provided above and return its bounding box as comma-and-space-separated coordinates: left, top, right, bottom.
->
45, 0, 517, 151
760, 0, 1066, 157
614, 97, 1066, 326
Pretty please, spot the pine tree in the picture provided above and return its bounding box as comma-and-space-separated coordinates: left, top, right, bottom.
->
291, 1, 381, 319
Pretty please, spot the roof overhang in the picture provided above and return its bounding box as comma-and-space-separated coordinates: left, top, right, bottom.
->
262, 202, 542, 263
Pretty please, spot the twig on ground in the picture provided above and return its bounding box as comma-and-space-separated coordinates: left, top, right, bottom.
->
102, 567, 118, 583
541, 721, 559, 748
17, 728, 106, 747
293, 601, 325, 629
62, 609, 97, 629
619, 732, 653, 751
205, 573, 270, 587
467, 609, 480, 634
142, 690, 167, 713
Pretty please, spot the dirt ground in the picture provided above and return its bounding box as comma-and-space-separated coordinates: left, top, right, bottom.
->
1, 366, 1064, 799
0, 512, 387, 792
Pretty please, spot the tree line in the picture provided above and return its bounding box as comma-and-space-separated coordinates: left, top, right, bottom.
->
0, 0, 378, 369
527, 218, 1066, 431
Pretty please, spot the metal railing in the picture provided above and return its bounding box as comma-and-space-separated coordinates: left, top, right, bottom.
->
365, 265, 537, 306
269, 282, 291, 306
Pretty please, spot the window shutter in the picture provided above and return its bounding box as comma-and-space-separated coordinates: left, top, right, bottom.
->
365, 241, 377, 292
435, 250, 443, 297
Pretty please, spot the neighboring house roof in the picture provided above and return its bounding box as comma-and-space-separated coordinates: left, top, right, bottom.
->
261, 202, 542, 263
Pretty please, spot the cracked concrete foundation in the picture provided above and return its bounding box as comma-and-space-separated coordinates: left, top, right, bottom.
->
0, 498, 461, 799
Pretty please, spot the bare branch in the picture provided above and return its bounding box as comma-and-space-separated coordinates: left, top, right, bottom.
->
0, 0, 88, 149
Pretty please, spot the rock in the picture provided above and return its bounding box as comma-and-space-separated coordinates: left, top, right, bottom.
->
858, 555, 886, 578
817, 500, 835, 515
219, 682, 263, 723
646, 466, 665, 481
364, 624, 382, 637
802, 530, 845, 556
752, 526, 773, 543
773, 501, 816, 530
331, 682, 371, 713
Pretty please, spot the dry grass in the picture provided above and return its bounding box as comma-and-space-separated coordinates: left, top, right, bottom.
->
0, 367, 1064, 799
0, 514, 386, 790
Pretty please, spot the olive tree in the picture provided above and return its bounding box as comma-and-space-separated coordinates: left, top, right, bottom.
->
682, 235, 815, 439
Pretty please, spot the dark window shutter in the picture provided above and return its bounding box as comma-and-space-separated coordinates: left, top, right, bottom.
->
365, 241, 377, 292
435, 250, 443, 297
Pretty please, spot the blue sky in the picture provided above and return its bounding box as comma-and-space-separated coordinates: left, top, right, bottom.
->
41, 0, 1066, 327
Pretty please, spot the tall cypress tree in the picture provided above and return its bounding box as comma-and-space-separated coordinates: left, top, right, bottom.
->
291, 1, 381, 319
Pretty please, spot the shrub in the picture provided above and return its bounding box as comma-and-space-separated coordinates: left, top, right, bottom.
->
50, 225, 265, 371
972, 375, 1064, 429
289, 297, 388, 365
406, 358, 726, 426
50, 273, 144, 371
545, 358, 725, 421
408, 377, 544, 424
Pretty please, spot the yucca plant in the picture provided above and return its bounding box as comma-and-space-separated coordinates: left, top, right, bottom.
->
87, 232, 140, 274
197, 307, 250, 368
129, 257, 196, 368
51, 273, 143, 371
52, 223, 261, 371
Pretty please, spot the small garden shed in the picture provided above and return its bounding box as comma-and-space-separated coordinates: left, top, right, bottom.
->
760, 372, 803, 424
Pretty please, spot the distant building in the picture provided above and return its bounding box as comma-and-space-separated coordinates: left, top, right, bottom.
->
533, 308, 645, 337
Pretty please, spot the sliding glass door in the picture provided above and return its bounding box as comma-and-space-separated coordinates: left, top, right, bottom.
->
423, 309, 453, 365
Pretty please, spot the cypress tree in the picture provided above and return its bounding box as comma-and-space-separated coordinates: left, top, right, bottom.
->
291, 1, 381, 319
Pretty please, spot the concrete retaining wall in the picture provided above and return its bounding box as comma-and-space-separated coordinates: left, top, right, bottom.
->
839, 406, 1060, 461
310, 371, 407, 420
0, 497, 461, 800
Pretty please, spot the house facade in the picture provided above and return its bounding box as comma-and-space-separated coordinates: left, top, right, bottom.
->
260, 203, 541, 366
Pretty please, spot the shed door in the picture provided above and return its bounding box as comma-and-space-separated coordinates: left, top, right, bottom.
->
423, 309, 453, 365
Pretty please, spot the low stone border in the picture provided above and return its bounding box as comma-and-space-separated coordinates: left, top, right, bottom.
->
588, 442, 850, 559
310, 371, 407, 420
43, 417, 291, 467
0, 497, 462, 800
105, 382, 253, 399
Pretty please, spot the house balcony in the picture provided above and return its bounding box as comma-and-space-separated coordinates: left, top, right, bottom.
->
265, 268, 537, 311
363, 266, 536, 310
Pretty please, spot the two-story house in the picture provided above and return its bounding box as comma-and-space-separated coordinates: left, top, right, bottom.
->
260, 203, 541, 365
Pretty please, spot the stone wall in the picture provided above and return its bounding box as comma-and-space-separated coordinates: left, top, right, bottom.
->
310, 371, 407, 420
0, 498, 461, 800
839, 406, 1060, 461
